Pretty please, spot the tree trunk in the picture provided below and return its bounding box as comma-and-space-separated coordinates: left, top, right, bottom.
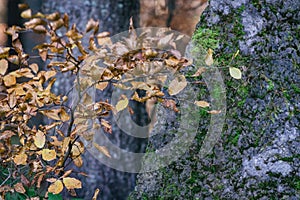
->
42, 1, 143, 199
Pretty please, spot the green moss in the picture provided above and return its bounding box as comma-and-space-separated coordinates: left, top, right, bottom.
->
192, 28, 220, 51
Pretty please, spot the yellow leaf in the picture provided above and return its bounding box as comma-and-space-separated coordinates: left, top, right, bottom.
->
194, 100, 210, 108
168, 74, 187, 96
59, 108, 70, 122
95, 82, 108, 91
48, 180, 63, 194
42, 149, 56, 161
3, 74, 16, 87
21, 9, 32, 19
63, 177, 82, 189
34, 130, 45, 148
0, 59, 8, 75
93, 143, 111, 158
29, 63, 39, 74
73, 156, 83, 168
13, 153, 28, 165
14, 183, 26, 194
115, 97, 129, 112
229, 67, 242, 79
205, 48, 214, 66
40, 109, 60, 121
71, 141, 84, 157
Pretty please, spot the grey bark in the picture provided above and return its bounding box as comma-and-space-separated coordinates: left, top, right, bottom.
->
42, 1, 145, 200
130, 0, 300, 199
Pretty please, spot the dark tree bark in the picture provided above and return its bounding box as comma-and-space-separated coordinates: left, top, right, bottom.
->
42, 1, 144, 200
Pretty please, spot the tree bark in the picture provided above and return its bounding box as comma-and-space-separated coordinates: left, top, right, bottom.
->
42, 1, 143, 199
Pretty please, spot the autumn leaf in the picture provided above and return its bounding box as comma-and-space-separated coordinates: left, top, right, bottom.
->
42, 149, 56, 161
13, 183, 26, 194
207, 110, 222, 114
63, 177, 82, 189
0, 59, 8, 75
21, 9, 32, 19
0, 130, 15, 140
115, 96, 129, 112
73, 156, 83, 168
59, 108, 70, 122
205, 48, 214, 66
194, 100, 210, 108
13, 153, 28, 165
168, 74, 187, 96
191, 67, 206, 77
48, 180, 63, 194
95, 82, 108, 91
93, 143, 111, 158
34, 130, 45, 148
3, 74, 16, 87
229, 67, 242, 79
92, 188, 100, 200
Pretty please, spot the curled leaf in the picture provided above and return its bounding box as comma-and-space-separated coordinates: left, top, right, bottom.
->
93, 143, 111, 158
0, 59, 8, 75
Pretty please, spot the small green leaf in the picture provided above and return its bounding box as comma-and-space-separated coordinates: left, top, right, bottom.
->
48, 193, 63, 200
229, 67, 242, 79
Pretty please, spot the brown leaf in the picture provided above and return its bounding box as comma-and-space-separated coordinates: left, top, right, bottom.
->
92, 188, 100, 200
73, 156, 83, 168
48, 180, 63, 194
191, 67, 206, 77
93, 143, 111, 158
0, 130, 15, 140
13, 153, 28, 165
63, 177, 82, 190
60, 108, 70, 122
95, 82, 108, 91
0, 59, 8, 75
20, 174, 30, 187
29, 63, 39, 74
14, 183, 26, 194
3, 74, 16, 87
194, 100, 210, 108
207, 110, 222, 114
168, 74, 187, 95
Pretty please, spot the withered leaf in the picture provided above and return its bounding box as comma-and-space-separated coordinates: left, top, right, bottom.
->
168, 74, 187, 96
34, 130, 45, 148
42, 149, 56, 161
3, 74, 16, 87
48, 180, 63, 194
93, 143, 111, 158
63, 177, 82, 189
13, 153, 28, 165
21, 9, 32, 19
194, 100, 210, 108
13, 183, 26, 194
0, 59, 8, 75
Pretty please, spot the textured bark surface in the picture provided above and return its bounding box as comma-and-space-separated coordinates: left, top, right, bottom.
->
42, 1, 143, 199
130, 0, 300, 199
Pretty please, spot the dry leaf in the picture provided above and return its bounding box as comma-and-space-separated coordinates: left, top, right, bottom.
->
191, 67, 206, 77
0, 130, 15, 140
93, 143, 111, 158
0, 59, 8, 75
48, 180, 63, 194
168, 74, 187, 95
194, 100, 210, 108
13, 183, 26, 194
34, 130, 45, 148
115, 97, 129, 112
73, 156, 83, 168
13, 153, 28, 165
21, 9, 32, 19
205, 49, 214, 66
95, 82, 108, 91
42, 149, 56, 161
207, 110, 222, 114
92, 188, 100, 200
63, 177, 82, 189
3, 74, 16, 87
